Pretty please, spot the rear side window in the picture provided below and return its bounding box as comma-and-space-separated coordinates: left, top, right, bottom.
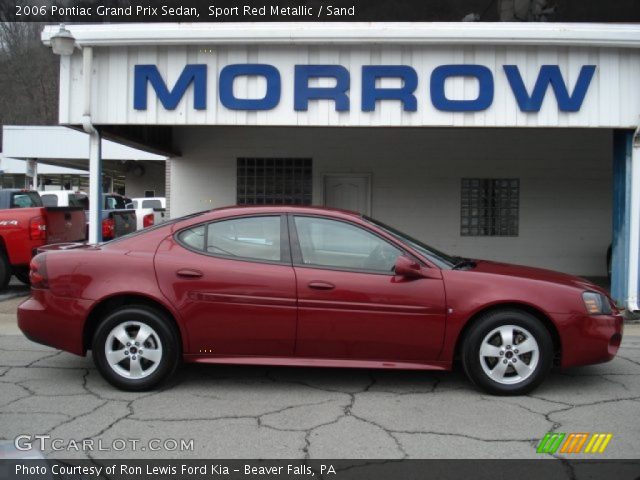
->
11, 192, 43, 208
178, 216, 283, 263
178, 226, 205, 251
142, 199, 162, 209
40, 194, 58, 207
69, 194, 88, 208
104, 195, 126, 210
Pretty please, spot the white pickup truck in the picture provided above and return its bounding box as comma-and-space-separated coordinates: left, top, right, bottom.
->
127, 197, 166, 230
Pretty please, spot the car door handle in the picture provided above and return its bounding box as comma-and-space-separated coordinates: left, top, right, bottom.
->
176, 269, 203, 278
308, 281, 335, 290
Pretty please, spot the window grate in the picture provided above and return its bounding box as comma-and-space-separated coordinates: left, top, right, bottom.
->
237, 158, 312, 206
460, 178, 519, 237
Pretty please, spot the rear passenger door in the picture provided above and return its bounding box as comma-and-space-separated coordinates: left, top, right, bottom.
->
155, 215, 298, 356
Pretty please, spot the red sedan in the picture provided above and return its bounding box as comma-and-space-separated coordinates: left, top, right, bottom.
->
18, 206, 623, 394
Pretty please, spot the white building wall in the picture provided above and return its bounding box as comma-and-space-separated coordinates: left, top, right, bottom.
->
124, 161, 166, 198
170, 127, 612, 276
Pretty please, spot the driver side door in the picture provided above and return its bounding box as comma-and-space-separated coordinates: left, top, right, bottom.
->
291, 215, 447, 363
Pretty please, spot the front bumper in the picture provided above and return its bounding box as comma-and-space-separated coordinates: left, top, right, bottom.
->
555, 312, 624, 369
17, 291, 94, 356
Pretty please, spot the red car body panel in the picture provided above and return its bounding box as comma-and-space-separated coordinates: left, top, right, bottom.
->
17, 205, 623, 372
294, 265, 446, 362
154, 235, 297, 356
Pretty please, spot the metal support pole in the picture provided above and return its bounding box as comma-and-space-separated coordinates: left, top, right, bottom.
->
611, 131, 632, 306
88, 131, 102, 244
81, 46, 103, 244
627, 126, 640, 312
32, 160, 38, 191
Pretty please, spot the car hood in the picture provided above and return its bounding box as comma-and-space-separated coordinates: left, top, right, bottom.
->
469, 260, 605, 292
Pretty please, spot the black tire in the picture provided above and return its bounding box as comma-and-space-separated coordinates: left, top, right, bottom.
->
92, 305, 181, 391
14, 269, 30, 285
0, 249, 12, 291
461, 309, 553, 396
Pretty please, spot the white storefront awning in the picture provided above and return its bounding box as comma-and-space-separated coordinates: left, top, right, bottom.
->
2, 125, 167, 161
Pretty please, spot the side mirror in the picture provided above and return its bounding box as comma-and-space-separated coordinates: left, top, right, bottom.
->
394, 256, 424, 278
394, 255, 441, 279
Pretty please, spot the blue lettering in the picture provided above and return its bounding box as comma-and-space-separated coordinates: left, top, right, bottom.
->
294, 65, 350, 111
361, 66, 418, 112
134, 64, 206, 110
430, 65, 494, 111
219, 64, 281, 110
504, 65, 596, 112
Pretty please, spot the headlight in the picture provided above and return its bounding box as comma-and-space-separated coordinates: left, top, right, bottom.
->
582, 291, 612, 315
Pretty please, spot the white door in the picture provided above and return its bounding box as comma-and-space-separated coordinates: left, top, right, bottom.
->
323, 175, 371, 215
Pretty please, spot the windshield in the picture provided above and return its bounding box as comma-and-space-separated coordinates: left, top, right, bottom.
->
363, 216, 457, 269
11, 191, 42, 208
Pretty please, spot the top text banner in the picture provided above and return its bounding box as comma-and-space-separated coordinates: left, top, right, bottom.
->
4, 0, 640, 22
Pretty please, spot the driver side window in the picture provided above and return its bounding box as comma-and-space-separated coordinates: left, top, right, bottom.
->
294, 216, 401, 273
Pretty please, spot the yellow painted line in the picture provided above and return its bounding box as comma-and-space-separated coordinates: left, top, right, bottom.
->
598, 434, 613, 453
584, 434, 598, 453
590, 434, 606, 453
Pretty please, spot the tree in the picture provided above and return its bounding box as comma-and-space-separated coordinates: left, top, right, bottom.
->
0, 22, 59, 131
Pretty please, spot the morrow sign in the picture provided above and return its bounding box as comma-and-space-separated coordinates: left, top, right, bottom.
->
133, 63, 596, 113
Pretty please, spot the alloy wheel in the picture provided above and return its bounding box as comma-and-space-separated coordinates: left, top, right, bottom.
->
479, 324, 539, 385
104, 321, 163, 379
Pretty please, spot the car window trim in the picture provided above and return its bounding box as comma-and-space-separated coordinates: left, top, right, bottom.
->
175, 213, 292, 266
288, 213, 417, 276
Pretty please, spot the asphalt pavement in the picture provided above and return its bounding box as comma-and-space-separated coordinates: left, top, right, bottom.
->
0, 295, 639, 460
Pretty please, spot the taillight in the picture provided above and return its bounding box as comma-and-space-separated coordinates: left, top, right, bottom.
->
143, 213, 154, 228
102, 218, 115, 240
29, 254, 48, 289
29, 216, 46, 240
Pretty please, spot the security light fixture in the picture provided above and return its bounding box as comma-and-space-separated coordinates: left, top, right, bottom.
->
50, 24, 76, 56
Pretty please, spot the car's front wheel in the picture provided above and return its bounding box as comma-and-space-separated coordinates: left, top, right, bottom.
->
92, 306, 180, 391
461, 309, 553, 395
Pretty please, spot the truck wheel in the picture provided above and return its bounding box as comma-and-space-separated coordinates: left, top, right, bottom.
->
14, 269, 30, 285
461, 309, 553, 395
92, 306, 181, 391
0, 250, 11, 290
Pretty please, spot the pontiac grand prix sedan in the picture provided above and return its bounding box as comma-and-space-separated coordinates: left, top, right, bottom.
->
18, 206, 623, 394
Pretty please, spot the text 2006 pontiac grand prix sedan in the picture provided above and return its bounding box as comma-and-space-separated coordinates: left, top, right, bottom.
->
18, 206, 623, 395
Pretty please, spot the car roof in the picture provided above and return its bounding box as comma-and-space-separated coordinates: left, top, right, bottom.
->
209, 205, 362, 219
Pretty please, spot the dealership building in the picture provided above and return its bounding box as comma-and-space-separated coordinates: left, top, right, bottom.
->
41, 22, 640, 308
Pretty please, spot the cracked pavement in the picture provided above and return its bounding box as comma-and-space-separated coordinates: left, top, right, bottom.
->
0, 297, 639, 459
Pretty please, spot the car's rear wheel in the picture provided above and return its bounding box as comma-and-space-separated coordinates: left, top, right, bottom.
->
461, 309, 553, 395
92, 306, 180, 391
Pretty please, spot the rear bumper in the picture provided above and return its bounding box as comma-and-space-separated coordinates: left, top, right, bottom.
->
17, 291, 94, 356
555, 312, 624, 368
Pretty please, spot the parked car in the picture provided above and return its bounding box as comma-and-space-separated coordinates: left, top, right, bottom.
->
40, 191, 137, 241
0, 189, 85, 289
18, 206, 622, 394
127, 197, 166, 230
